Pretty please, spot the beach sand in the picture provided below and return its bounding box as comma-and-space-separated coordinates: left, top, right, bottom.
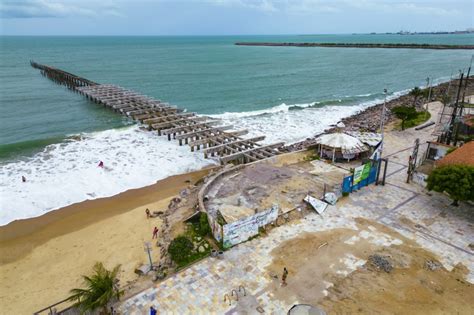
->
0, 167, 212, 314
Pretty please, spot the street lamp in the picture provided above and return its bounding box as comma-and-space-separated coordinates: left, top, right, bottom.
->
379, 88, 388, 158
426, 77, 432, 111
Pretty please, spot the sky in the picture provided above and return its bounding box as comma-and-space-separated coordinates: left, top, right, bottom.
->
0, 0, 473, 35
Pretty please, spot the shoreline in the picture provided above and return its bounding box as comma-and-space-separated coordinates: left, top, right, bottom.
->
285, 76, 473, 151
235, 42, 474, 50
1, 76, 466, 228
0, 166, 215, 314
0, 166, 214, 263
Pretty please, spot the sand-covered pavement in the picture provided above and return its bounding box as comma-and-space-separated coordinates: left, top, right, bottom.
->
118, 100, 474, 314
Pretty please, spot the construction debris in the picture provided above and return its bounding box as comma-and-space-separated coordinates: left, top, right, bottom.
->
368, 254, 393, 273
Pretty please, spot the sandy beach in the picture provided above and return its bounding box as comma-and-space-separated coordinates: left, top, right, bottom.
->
0, 167, 212, 314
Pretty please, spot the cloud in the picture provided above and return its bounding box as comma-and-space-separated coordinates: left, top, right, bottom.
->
205, 0, 466, 16
343, 0, 463, 16
206, 0, 277, 12
0, 0, 124, 19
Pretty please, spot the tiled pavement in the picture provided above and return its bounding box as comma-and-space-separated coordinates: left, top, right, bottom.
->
118, 104, 474, 314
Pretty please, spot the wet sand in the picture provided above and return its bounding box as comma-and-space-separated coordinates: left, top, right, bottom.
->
0, 167, 213, 314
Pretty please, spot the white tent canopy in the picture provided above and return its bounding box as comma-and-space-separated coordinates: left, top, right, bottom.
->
316, 132, 368, 154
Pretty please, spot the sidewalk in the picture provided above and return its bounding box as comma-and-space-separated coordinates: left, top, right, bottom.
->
117, 102, 474, 314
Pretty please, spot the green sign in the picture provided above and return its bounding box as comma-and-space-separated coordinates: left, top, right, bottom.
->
353, 163, 371, 184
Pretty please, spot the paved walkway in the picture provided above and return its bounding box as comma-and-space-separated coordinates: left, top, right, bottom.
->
118, 103, 474, 314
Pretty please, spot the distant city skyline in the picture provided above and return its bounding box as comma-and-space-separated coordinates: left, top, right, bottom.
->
1, 0, 473, 36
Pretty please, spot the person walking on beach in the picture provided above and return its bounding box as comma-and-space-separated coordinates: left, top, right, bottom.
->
150, 306, 157, 315
145, 208, 151, 219
281, 267, 288, 286
152, 226, 159, 239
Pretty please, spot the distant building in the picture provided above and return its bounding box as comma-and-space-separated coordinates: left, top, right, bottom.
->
458, 114, 474, 137
414, 141, 455, 185
424, 141, 454, 162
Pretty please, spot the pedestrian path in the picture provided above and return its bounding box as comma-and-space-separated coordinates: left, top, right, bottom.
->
118, 101, 474, 313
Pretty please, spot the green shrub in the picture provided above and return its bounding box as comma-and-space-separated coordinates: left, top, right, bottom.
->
168, 236, 194, 265
427, 165, 474, 206
198, 212, 211, 236
392, 106, 417, 130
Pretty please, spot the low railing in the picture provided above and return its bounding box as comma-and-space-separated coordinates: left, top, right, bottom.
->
33, 298, 76, 315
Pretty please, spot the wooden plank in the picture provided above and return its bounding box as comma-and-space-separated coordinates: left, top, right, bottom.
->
160, 121, 221, 135
203, 136, 265, 155
205, 140, 266, 160
151, 117, 198, 130
219, 142, 284, 164
143, 113, 195, 124
132, 107, 181, 121
175, 126, 233, 140
187, 130, 248, 147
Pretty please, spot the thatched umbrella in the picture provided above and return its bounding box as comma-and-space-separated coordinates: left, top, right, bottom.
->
316, 132, 368, 162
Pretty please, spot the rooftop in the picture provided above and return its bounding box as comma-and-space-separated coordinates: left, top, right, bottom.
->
436, 141, 474, 167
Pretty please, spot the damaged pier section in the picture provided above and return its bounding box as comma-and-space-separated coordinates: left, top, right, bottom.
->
31, 61, 284, 165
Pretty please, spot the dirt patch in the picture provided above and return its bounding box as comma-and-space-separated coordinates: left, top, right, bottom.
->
265, 218, 473, 315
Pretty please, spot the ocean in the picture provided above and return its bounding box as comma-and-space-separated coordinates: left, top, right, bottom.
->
1, 34, 473, 225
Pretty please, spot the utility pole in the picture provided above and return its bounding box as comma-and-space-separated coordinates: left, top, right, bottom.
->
406, 138, 419, 184
379, 88, 388, 159
460, 55, 473, 117
446, 73, 464, 145
446, 70, 453, 95
425, 77, 432, 112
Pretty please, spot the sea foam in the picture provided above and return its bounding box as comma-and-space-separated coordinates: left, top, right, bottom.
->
211, 94, 403, 145
0, 87, 427, 225
0, 126, 215, 226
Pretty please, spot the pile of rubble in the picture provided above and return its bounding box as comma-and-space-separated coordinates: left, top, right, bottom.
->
368, 254, 393, 273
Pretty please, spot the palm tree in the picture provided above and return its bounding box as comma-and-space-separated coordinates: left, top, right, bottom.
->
68, 262, 123, 315
409, 86, 423, 107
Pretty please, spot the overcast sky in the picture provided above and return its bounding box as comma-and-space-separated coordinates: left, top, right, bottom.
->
1, 0, 473, 35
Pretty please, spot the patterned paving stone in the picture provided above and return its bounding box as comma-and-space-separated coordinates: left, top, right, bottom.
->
118, 116, 474, 313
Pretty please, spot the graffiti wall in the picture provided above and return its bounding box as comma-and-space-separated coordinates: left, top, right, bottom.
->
222, 205, 279, 248
207, 213, 223, 242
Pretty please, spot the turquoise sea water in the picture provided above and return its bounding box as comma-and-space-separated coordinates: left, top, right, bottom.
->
1, 34, 473, 158
1, 34, 474, 225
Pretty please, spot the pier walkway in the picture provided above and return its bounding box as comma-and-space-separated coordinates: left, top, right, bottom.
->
31, 61, 284, 165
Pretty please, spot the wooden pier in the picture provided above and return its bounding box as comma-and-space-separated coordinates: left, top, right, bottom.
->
31, 61, 284, 164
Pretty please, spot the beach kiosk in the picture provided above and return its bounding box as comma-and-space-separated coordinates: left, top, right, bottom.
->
316, 132, 369, 162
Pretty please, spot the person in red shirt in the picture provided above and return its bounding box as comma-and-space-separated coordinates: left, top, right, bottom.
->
152, 226, 158, 239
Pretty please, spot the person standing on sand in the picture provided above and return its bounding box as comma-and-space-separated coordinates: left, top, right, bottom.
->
281, 267, 288, 286
150, 306, 157, 315
145, 208, 151, 219
152, 226, 159, 239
